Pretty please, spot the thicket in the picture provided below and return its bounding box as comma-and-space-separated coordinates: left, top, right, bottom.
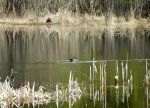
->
0, 0, 149, 18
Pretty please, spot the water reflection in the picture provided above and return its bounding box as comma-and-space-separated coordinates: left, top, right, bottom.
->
0, 26, 150, 64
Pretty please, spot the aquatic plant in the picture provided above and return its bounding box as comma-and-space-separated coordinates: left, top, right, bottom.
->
68, 71, 82, 107
89, 60, 107, 107
115, 61, 119, 89
0, 72, 82, 108
143, 59, 150, 108
144, 59, 150, 87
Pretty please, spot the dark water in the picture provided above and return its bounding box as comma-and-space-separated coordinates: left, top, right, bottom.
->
0, 25, 150, 108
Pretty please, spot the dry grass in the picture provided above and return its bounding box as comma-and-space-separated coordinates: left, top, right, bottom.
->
0, 72, 82, 108
0, 11, 150, 27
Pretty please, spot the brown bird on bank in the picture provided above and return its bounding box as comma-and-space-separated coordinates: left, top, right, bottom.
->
46, 17, 52, 23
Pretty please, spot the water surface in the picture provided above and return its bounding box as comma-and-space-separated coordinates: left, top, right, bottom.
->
0, 25, 150, 108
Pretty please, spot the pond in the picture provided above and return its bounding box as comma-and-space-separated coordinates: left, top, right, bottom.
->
0, 25, 150, 108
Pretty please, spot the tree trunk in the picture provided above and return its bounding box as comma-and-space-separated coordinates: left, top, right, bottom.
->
5, 0, 27, 17
5, 0, 14, 15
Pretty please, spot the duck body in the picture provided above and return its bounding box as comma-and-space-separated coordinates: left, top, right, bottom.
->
69, 58, 76, 62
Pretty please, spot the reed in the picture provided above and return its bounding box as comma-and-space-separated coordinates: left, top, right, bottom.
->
89, 60, 107, 106
115, 61, 119, 89
0, 72, 82, 108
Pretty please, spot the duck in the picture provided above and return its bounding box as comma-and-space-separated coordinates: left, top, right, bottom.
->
69, 58, 76, 62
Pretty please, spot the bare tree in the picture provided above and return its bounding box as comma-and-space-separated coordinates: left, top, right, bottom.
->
0, 0, 149, 18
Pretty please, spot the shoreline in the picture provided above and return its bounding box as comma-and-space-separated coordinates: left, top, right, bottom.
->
0, 14, 150, 27
0, 20, 150, 34
0, 16, 150, 35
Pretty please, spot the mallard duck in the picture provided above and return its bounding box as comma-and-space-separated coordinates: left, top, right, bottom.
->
69, 58, 76, 62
